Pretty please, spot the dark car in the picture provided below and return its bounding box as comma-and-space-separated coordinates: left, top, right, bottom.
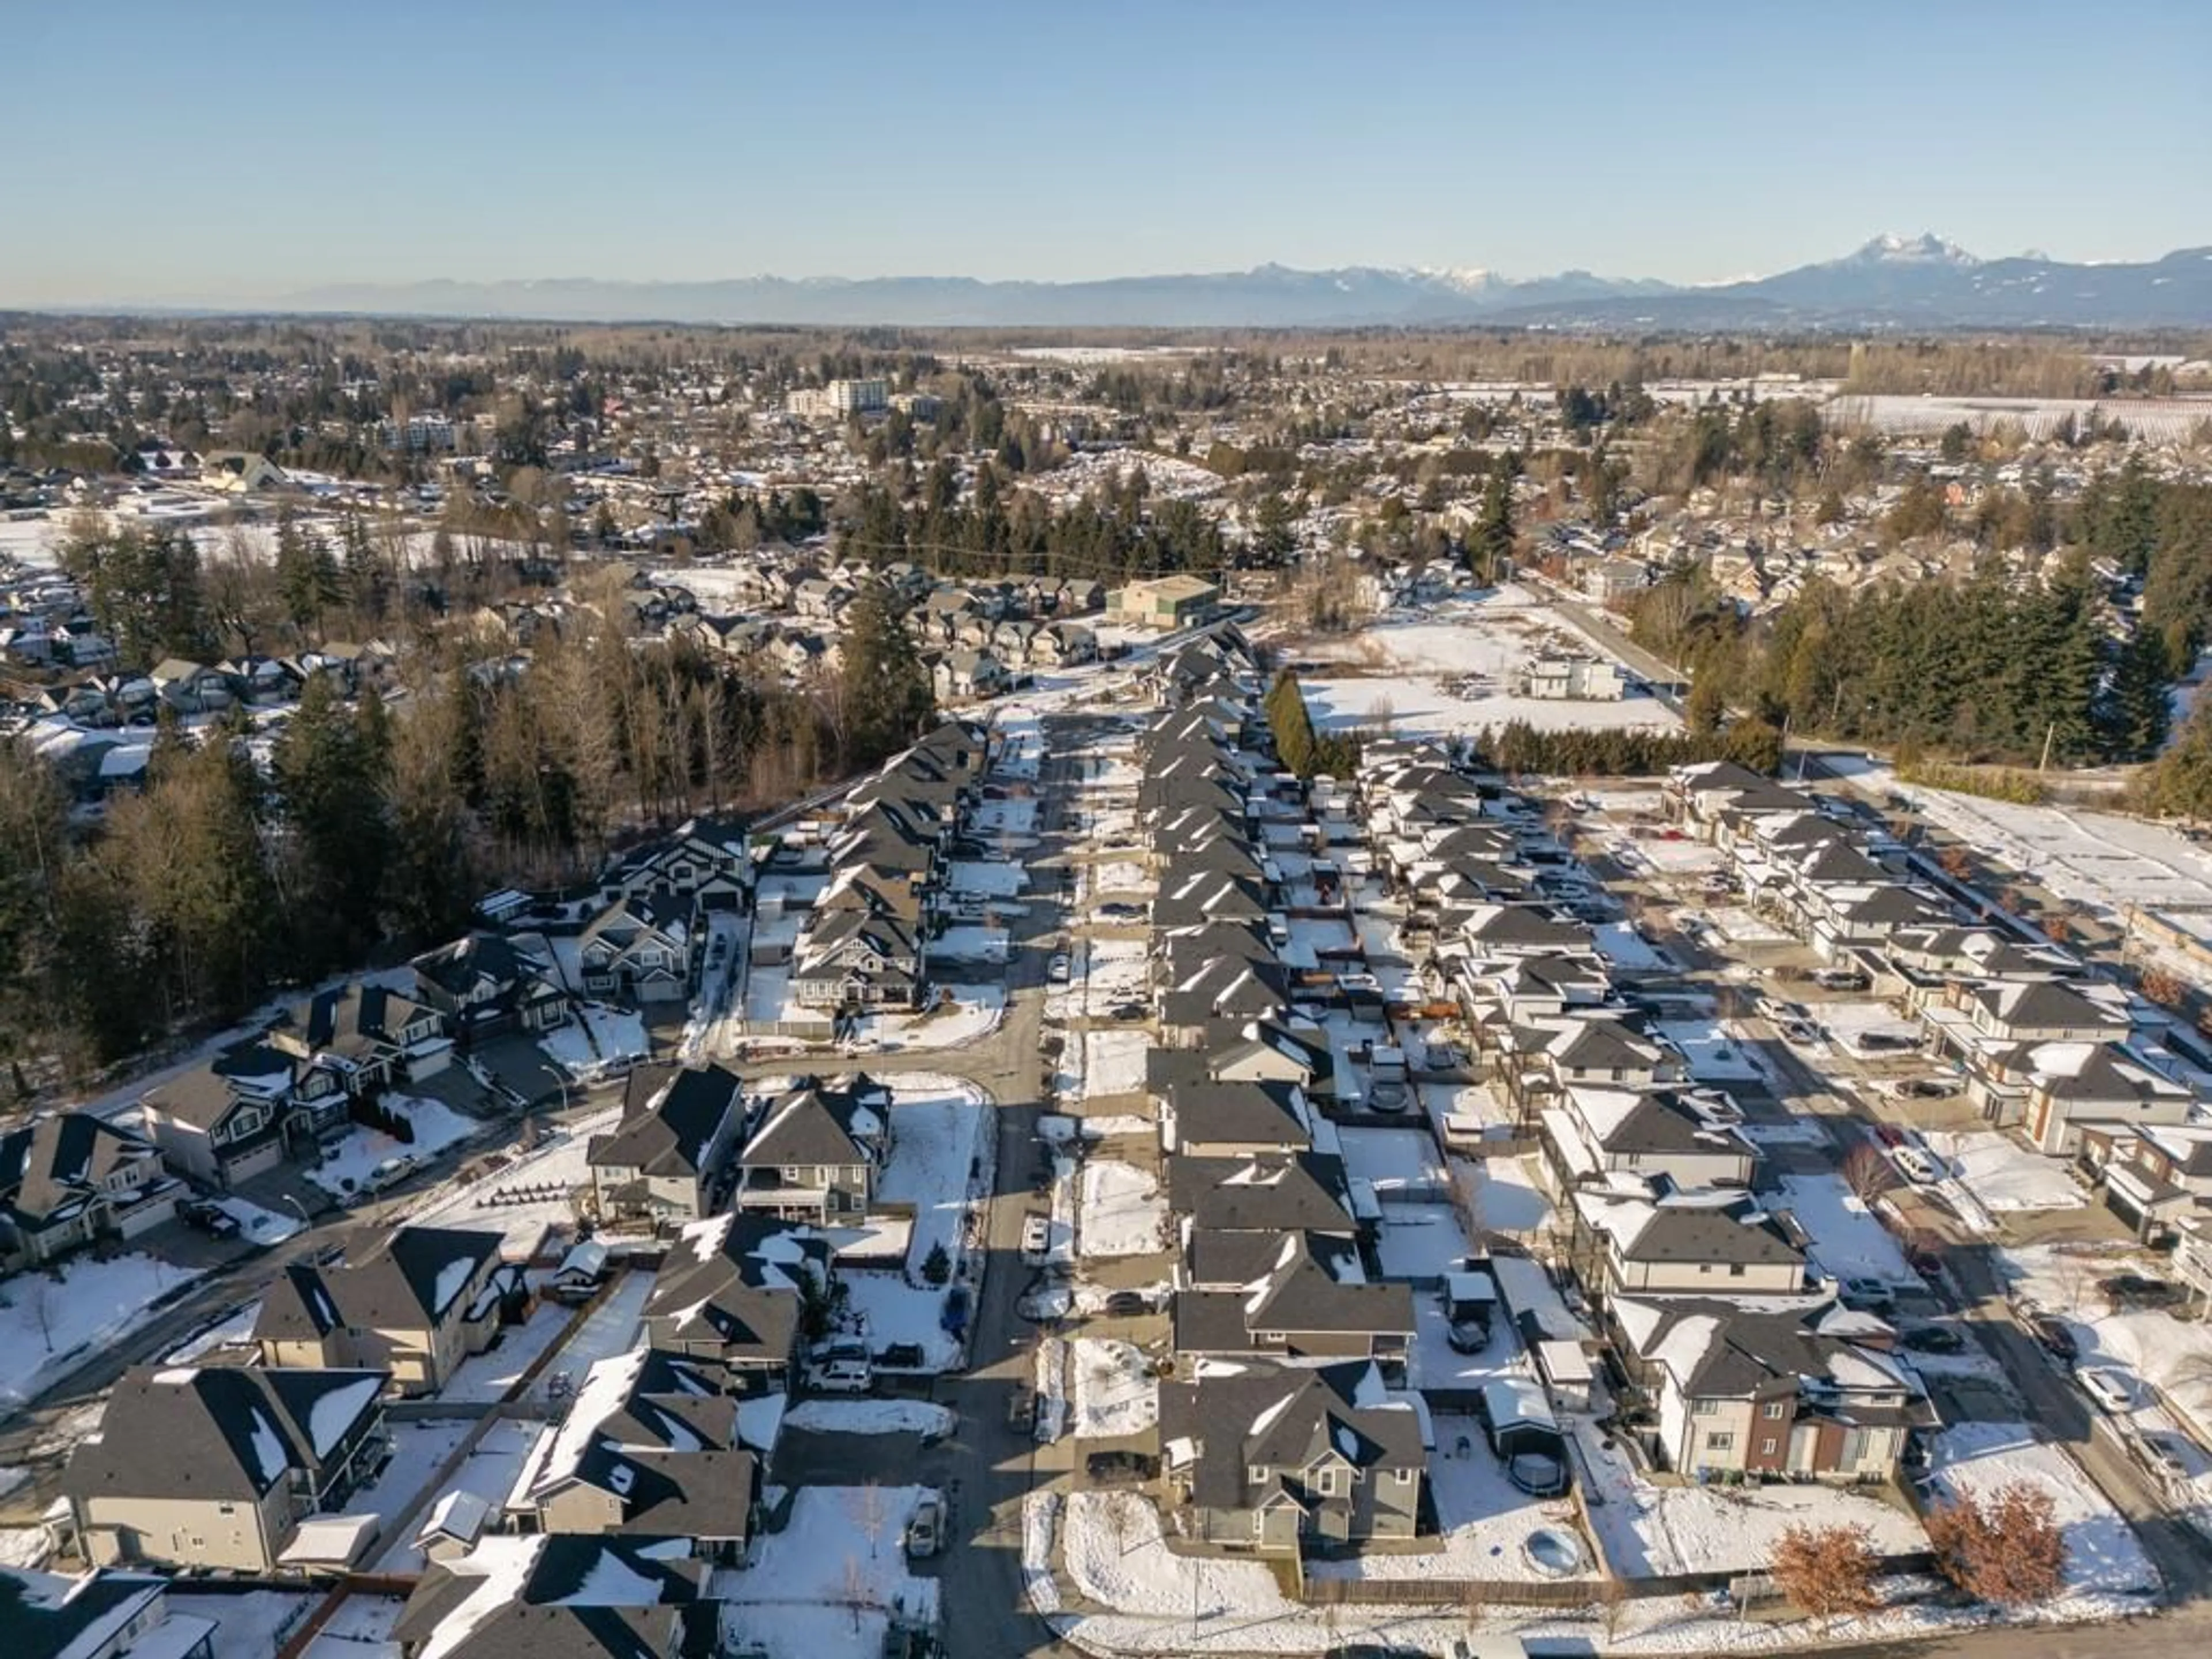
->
1086, 1450, 1160, 1486
2028, 1313, 2080, 1361
1099, 1290, 1153, 1317
180, 1199, 242, 1238
2102, 1272, 2182, 1308
1901, 1324, 1965, 1354
1870, 1123, 1907, 1149
1107, 1002, 1147, 1022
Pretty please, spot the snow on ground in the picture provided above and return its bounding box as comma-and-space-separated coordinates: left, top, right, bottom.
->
1652, 1018, 1768, 1084
1078, 1161, 1166, 1259
1062, 1490, 1290, 1618
1070, 1338, 1158, 1438
300, 1596, 404, 1659
2000, 1243, 2212, 1447
370, 1417, 541, 1572
1923, 1131, 2084, 1214
1929, 1421, 2160, 1604
538, 1005, 650, 1079
1309, 1422, 1580, 1585
1376, 1204, 1476, 1281
715, 1484, 941, 1659
306, 1094, 480, 1201
946, 859, 1027, 897
1465, 1154, 1555, 1237
1022, 1491, 1061, 1615
163, 1299, 264, 1365
439, 1300, 577, 1403
532, 1269, 654, 1400
1592, 921, 1671, 971
844, 983, 1007, 1053
842, 1081, 990, 1370
174, 1589, 321, 1659
0, 1251, 203, 1407
346, 1419, 473, 1543
1816, 999, 1924, 1055
931, 925, 1009, 963
1082, 1029, 1150, 1099
0, 1525, 51, 1569
968, 797, 1039, 837
1777, 1173, 1915, 1287
1338, 1127, 1445, 1196
1088, 859, 1153, 896
213, 1196, 305, 1247
785, 1400, 954, 1437
1300, 587, 1679, 740
408, 1107, 615, 1259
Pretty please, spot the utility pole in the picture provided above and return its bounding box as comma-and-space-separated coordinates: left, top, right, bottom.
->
2039, 721, 2056, 773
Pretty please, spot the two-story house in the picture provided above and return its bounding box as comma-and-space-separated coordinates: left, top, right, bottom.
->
389, 1535, 717, 1659
730, 1075, 892, 1223
266, 982, 454, 1099
0, 1114, 178, 1269
1172, 1233, 1413, 1368
410, 933, 571, 1050
577, 892, 695, 1006
139, 1063, 289, 1191
641, 1214, 830, 1382
66, 1364, 391, 1573
1159, 1361, 1424, 1555
587, 1063, 745, 1226
253, 1226, 514, 1396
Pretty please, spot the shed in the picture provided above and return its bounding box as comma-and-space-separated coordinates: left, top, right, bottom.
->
276, 1513, 381, 1573
1533, 1339, 1595, 1414
412, 1489, 491, 1564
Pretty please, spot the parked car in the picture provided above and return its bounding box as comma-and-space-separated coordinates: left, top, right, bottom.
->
1047, 953, 1071, 983
2143, 1431, 2192, 1480
1099, 1290, 1154, 1317
2101, 1272, 2182, 1308
1085, 1450, 1160, 1486
1900, 1324, 1965, 1354
904, 1494, 944, 1559
1446, 1315, 1490, 1355
1006, 1385, 1036, 1429
2077, 1365, 2138, 1414
2028, 1313, 2080, 1361
1107, 1001, 1146, 1022
1891, 1077, 1956, 1101
1869, 1123, 1908, 1149
179, 1198, 241, 1239
1891, 1144, 1942, 1184
1778, 1018, 1824, 1047
1839, 1277, 1896, 1312
1812, 967, 1870, 991
1017, 1282, 1073, 1323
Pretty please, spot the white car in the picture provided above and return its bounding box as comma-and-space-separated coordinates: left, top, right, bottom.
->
2077, 1366, 2137, 1414
904, 1494, 944, 1559
1047, 953, 1071, 983
1891, 1144, 1942, 1184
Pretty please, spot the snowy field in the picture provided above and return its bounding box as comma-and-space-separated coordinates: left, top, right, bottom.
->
0, 1252, 202, 1407
1308, 1421, 1581, 1584
1070, 1338, 1158, 1438
1929, 1421, 2160, 1605
538, 1005, 650, 1078
784, 1400, 954, 1437
1062, 1490, 1290, 1618
1078, 1161, 1166, 1258
307, 1094, 480, 1200
842, 1081, 990, 1370
1299, 586, 1679, 739
1082, 1028, 1151, 1099
1923, 1131, 2085, 1215
1776, 1173, 1915, 1287
716, 1484, 943, 1659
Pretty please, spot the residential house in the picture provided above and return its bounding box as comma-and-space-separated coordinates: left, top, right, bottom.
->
253, 1225, 513, 1396
640, 1214, 828, 1382
1613, 1297, 1933, 1483
586, 1063, 745, 1226
578, 892, 695, 1005
266, 981, 454, 1098
2077, 1123, 2212, 1241
1566, 1190, 1808, 1305
1109, 574, 1219, 631
66, 1364, 391, 1572
1540, 1084, 1756, 1194
0, 1565, 202, 1659
147, 660, 230, 715
139, 1065, 288, 1190
1160, 1361, 1423, 1555
388, 1536, 717, 1659
0, 1115, 177, 1270
730, 1074, 892, 1222
410, 933, 571, 1048
1173, 1233, 1413, 1366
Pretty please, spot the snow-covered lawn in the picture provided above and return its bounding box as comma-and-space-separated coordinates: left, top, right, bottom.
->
408, 1107, 615, 1259
1088, 859, 1154, 896
1464, 1154, 1554, 1237
1375, 1204, 1475, 1281
930, 925, 1009, 963
173, 1589, 320, 1659
841, 1080, 990, 1372
370, 1417, 541, 1572
306, 1094, 480, 1201
1591, 921, 1670, 971
2000, 1243, 2212, 1446
346, 1419, 474, 1544
1062, 1490, 1290, 1618
1777, 1173, 1915, 1287
0, 1251, 203, 1408
716, 1485, 942, 1659
213, 1195, 305, 1247
1700, 906, 1794, 945
538, 1004, 650, 1079
946, 859, 1027, 897
1308, 1423, 1580, 1584
1082, 1029, 1150, 1099
1923, 1131, 2084, 1214
300, 1594, 404, 1659
1652, 1018, 1769, 1084
844, 983, 1006, 1053
438, 1301, 577, 1404
1070, 1338, 1158, 1438
784, 1400, 955, 1437
1929, 1421, 2160, 1605
1338, 1127, 1444, 1196
531, 1270, 653, 1401
1078, 1161, 1166, 1259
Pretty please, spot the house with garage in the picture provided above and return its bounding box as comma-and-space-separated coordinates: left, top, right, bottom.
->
0, 1563, 201, 1659
65, 1363, 391, 1573
1539, 1083, 1757, 1195
641, 1213, 830, 1383
2018, 1041, 2195, 1156
138, 1063, 290, 1191
1612, 1296, 1934, 1483
147, 660, 231, 715
586, 1063, 746, 1226
789, 908, 924, 1010
0, 1114, 179, 1270
266, 981, 454, 1099
1160, 1361, 1423, 1555
253, 1225, 515, 1396
578, 891, 695, 1006
388, 1535, 718, 1659
410, 932, 571, 1049
2075, 1122, 2212, 1240
730, 1074, 892, 1222
1173, 1233, 1413, 1367
1564, 1188, 1808, 1306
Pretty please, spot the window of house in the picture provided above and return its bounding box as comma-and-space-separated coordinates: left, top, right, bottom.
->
1705, 1431, 1734, 1451
1313, 1467, 1338, 1496
1248, 1466, 1267, 1484
1729, 1263, 1748, 1277
1764, 1400, 1786, 1419
1691, 1398, 1721, 1416
1760, 1438, 1778, 1457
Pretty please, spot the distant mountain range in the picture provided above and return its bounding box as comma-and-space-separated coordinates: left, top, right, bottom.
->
243, 236, 2212, 329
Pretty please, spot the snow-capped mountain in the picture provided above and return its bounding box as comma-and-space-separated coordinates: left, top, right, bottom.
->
263, 238, 2212, 328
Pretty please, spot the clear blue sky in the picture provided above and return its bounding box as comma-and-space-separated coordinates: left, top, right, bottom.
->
6, 0, 2208, 304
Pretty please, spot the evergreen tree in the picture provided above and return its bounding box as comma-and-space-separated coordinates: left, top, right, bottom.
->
271, 675, 393, 966
2104, 628, 2173, 760
838, 581, 934, 767
1469, 465, 1517, 581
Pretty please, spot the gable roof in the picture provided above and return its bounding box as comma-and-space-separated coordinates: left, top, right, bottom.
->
256, 1225, 504, 1344
590, 1065, 744, 1180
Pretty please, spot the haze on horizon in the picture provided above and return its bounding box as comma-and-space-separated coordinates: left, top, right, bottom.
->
6, 0, 2209, 308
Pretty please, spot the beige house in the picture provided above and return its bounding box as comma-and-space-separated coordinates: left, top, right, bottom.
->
1109, 574, 1220, 631
587, 1063, 745, 1225
253, 1225, 513, 1396
729, 1075, 892, 1222
66, 1365, 389, 1573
